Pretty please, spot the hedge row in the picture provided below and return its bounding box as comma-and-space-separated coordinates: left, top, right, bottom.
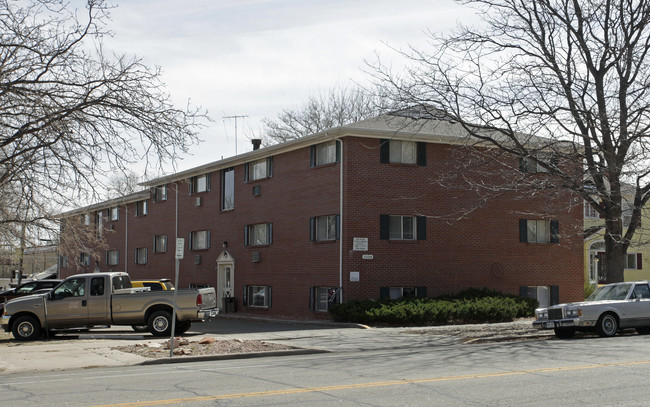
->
328, 288, 538, 326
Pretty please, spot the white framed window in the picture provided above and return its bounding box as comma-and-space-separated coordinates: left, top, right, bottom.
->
520, 153, 552, 173
310, 287, 339, 312
135, 247, 147, 265
310, 215, 339, 241
527, 220, 550, 243
153, 185, 167, 202
79, 252, 90, 267
106, 250, 119, 266
222, 168, 234, 210
245, 285, 271, 308
135, 200, 148, 216
245, 223, 272, 246
625, 253, 642, 270
109, 207, 119, 221
389, 140, 416, 164
153, 234, 167, 253
311, 141, 338, 167
386, 287, 423, 300
189, 174, 210, 194
245, 157, 273, 182
190, 230, 210, 250
389, 215, 416, 240
584, 201, 599, 219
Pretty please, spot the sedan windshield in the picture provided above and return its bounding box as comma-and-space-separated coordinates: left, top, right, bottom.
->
587, 283, 633, 301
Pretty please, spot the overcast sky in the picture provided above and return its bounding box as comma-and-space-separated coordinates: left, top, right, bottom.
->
94, 0, 477, 175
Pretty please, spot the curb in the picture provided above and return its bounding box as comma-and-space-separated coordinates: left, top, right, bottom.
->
139, 347, 331, 365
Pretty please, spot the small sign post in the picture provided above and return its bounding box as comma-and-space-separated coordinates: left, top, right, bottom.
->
170, 238, 184, 357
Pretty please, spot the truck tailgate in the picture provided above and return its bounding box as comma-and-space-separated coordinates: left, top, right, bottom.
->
198, 288, 217, 309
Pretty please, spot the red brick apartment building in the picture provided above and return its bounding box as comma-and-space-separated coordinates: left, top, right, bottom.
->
59, 114, 584, 320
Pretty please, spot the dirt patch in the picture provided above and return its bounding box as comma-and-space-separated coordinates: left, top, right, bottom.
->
113, 337, 295, 358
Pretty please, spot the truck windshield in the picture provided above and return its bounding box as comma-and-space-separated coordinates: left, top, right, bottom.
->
587, 283, 632, 301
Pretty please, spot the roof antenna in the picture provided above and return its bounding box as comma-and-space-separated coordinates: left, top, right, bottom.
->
223, 115, 249, 155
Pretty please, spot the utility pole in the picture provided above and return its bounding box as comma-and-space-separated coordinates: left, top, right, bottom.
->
223, 115, 248, 155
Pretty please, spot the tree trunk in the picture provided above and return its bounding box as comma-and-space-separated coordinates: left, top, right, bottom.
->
604, 230, 626, 283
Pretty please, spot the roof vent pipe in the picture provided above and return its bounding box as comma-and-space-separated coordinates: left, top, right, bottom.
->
251, 139, 262, 150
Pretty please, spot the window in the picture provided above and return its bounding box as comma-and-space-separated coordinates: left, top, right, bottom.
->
244, 285, 271, 308
135, 248, 147, 265
106, 250, 119, 266
53, 278, 85, 298
135, 200, 148, 216
519, 153, 554, 173
153, 234, 168, 253
79, 252, 90, 267
90, 277, 105, 296
245, 157, 273, 182
189, 174, 210, 194
380, 139, 426, 166
380, 286, 427, 300
584, 201, 599, 219
222, 168, 234, 210
625, 253, 642, 270
109, 207, 119, 221
311, 141, 339, 167
189, 230, 210, 250
310, 287, 339, 312
83, 213, 91, 225
519, 219, 559, 243
310, 215, 339, 241
245, 223, 273, 246
632, 284, 650, 299
153, 185, 167, 202
95, 211, 103, 238
380, 215, 426, 241
112, 274, 131, 291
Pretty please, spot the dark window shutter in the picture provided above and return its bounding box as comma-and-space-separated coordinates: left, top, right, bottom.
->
152, 187, 157, 203
417, 286, 427, 298
188, 232, 193, 250
380, 139, 390, 164
244, 163, 249, 183
267, 286, 272, 308
310, 146, 316, 168
268, 157, 274, 178
309, 287, 315, 311
519, 286, 528, 298
550, 220, 559, 243
268, 223, 273, 244
207, 230, 211, 249
417, 216, 426, 240
519, 219, 528, 243
550, 285, 560, 305
309, 218, 316, 241
379, 286, 390, 300
638, 253, 643, 270
335, 214, 340, 240
206, 173, 211, 191
380, 215, 390, 240
243, 286, 248, 306
335, 140, 341, 163
519, 157, 527, 173
416, 142, 427, 166
244, 226, 249, 247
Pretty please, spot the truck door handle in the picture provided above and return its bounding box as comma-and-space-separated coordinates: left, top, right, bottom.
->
82, 300, 87, 307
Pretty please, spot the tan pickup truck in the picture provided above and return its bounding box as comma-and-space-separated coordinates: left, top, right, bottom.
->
0, 272, 218, 341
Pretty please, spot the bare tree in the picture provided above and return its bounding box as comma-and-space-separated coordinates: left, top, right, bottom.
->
261, 84, 378, 144
370, 0, 650, 283
0, 0, 206, 244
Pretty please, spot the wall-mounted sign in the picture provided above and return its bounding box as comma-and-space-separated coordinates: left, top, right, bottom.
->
175, 238, 185, 260
350, 271, 360, 282
362, 254, 373, 260
353, 237, 368, 251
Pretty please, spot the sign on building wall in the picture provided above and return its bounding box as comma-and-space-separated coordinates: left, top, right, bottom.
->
353, 237, 368, 251
350, 271, 360, 282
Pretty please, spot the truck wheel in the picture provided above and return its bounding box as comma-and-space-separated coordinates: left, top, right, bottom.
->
12, 315, 41, 341
148, 310, 172, 337
597, 312, 618, 337
176, 321, 192, 335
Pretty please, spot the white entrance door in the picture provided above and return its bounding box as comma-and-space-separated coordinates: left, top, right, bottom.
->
217, 263, 234, 305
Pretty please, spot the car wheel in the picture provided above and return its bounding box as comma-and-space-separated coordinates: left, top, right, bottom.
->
176, 321, 192, 335
596, 312, 618, 337
148, 310, 172, 337
131, 325, 148, 333
554, 328, 575, 339
12, 315, 41, 341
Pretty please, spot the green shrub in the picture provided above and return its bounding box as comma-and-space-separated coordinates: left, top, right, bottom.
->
328, 287, 538, 326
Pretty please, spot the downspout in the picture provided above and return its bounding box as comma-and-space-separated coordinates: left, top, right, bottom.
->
337, 138, 343, 303
124, 206, 128, 274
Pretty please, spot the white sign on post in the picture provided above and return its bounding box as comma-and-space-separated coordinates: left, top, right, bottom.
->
175, 238, 185, 259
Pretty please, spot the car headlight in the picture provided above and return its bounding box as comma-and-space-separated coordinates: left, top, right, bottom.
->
566, 308, 582, 317
536, 310, 548, 320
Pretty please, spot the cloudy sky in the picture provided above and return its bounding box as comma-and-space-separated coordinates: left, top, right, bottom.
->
94, 0, 477, 174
